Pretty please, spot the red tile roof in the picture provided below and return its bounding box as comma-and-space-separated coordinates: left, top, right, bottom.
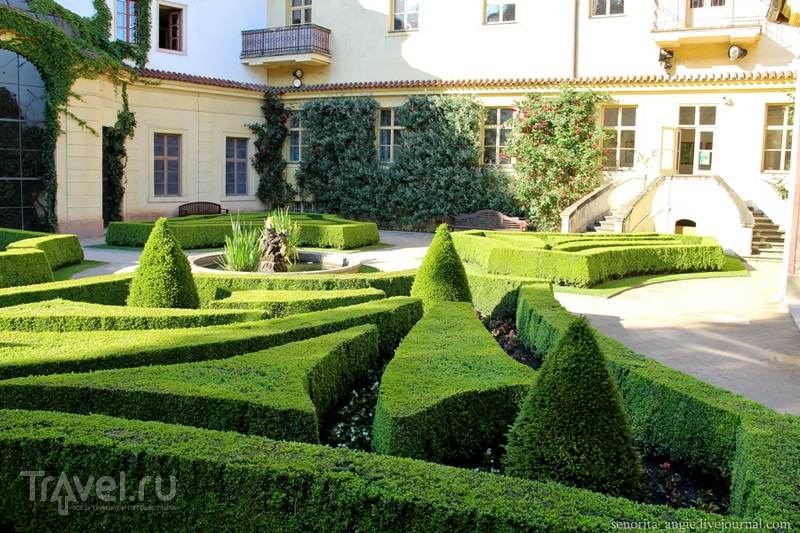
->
136, 68, 796, 95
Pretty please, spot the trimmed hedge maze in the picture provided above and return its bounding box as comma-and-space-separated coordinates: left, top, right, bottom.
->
453, 230, 725, 287
0, 229, 85, 288
105, 212, 380, 250
0, 264, 796, 530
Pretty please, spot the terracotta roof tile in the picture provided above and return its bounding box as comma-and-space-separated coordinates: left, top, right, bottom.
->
136, 68, 797, 95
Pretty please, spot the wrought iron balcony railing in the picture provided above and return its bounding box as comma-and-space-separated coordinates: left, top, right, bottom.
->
653, 0, 766, 31
241, 24, 331, 59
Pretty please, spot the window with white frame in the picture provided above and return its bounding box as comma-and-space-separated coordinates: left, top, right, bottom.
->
392, 0, 419, 31
154, 134, 180, 196
158, 4, 182, 51
482, 108, 513, 165
379, 109, 404, 163
602, 107, 636, 168
592, 0, 624, 16
763, 104, 793, 172
225, 138, 248, 196
485, 2, 515, 23
290, 0, 312, 24
116, 0, 138, 43
288, 113, 307, 163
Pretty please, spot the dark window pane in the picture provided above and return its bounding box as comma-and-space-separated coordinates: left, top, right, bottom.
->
499, 128, 509, 145
503, 3, 515, 21
154, 136, 164, 157
167, 182, 179, 196
290, 114, 300, 129
620, 130, 635, 147
679, 107, 695, 125
484, 129, 497, 146
236, 139, 247, 159
603, 108, 618, 127
500, 108, 513, 124
167, 135, 179, 156
483, 148, 496, 165
379, 145, 389, 162
0, 85, 20, 120
0, 122, 19, 149
380, 110, 392, 127
766, 105, 785, 126
21, 151, 44, 177
0, 179, 22, 207
226, 138, 234, 159
21, 122, 44, 150
699, 106, 716, 125
380, 129, 391, 145
484, 109, 498, 125
0, 151, 20, 178
610, 0, 624, 14
167, 159, 179, 172
594, 0, 607, 15
621, 107, 636, 126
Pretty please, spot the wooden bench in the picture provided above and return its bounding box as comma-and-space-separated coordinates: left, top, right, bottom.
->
178, 202, 230, 217
443, 210, 530, 231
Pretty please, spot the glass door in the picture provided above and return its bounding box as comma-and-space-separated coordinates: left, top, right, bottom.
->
677, 106, 716, 174
686, 0, 733, 29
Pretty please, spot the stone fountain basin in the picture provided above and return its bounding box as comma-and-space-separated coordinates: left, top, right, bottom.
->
190, 251, 361, 275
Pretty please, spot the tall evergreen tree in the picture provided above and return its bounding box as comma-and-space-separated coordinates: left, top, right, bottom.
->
504, 316, 640, 497
410, 224, 471, 312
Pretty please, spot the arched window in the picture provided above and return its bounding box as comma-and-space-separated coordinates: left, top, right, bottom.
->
0, 49, 47, 231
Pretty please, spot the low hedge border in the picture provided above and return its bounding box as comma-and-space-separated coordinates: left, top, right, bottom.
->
0, 326, 379, 443
0, 249, 54, 289
373, 302, 535, 463
515, 283, 800, 523
0, 297, 423, 380
6, 234, 84, 269
0, 274, 133, 308
466, 271, 545, 319
209, 288, 385, 318
195, 270, 415, 306
0, 409, 722, 532
553, 239, 705, 253
0, 299, 266, 331
0, 228, 47, 251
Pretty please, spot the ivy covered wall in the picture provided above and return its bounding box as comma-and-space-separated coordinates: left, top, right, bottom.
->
0, 0, 152, 231
294, 94, 516, 227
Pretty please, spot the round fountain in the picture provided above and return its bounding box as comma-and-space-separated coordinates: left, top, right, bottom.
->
190, 251, 362, 275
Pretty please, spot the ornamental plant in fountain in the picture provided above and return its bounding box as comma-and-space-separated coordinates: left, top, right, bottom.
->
506, 86, 609, 232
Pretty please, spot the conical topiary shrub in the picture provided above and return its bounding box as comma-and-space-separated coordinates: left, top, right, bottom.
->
503, 316, 640, 497
410, 224, 471, 312
126, 218, 200, 309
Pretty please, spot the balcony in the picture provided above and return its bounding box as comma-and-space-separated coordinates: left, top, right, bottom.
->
241, 24, 331, 69
652, 0, 765, 47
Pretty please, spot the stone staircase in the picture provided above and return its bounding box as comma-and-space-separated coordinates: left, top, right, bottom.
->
585, 211, 618, 233
747, 206, 785, 261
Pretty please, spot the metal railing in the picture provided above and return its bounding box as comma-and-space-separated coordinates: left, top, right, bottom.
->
653, 0, 767, 30
241, 24, 331, 59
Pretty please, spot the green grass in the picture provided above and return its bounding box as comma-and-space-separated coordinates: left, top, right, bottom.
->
52, 260, 108, 281
358, 265, 381, 273
86, 244, 222, 252
553, 255, 749, 298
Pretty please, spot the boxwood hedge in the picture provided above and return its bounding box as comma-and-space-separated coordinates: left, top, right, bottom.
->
0, 326, 379, 443
209, 288, 385, 318
0, 297, 422, 380
0, 228, 47, 251
5, 234, 84, 269
0, 249, 54, 288
373, 302, 535, 463
0, 274, 133, 308
0, 409, 722, 533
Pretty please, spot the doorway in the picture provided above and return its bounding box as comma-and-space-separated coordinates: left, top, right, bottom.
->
676, 106, 716, 174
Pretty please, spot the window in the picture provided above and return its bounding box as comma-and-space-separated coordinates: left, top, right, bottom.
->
226, 138, 248, 196
116, 0, 138, 43
290, 0, 312, 25
763, 104, 793, 172
485, 2, 515, 23
154, 134, 180, 196
482, 108, 512, 165
288, 113, 307, 163
392, 0, 419, 31
378, 109, 404, 163
602, 107, 636, 169
592, 0, 624, 16
690, 0, 726, 7
158, 5, 182, 51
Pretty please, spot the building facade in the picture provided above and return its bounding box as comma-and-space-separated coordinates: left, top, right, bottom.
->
2, 0, 800, 292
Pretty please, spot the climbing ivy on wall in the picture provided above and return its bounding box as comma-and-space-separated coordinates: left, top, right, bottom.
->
294, 95, 516, 227
0, 0, 152, 231
247, 91, 296, 207
102, 85, 136, 223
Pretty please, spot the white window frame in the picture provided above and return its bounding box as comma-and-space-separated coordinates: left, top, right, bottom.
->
290, 0, 313, 25
391, 0, 420, 32
287, 113, 307, 163
602, 106, 637, 169
378, 109, 404, 163
762, 104, 793, 173
591, 0, 624, 17
482, 108, 513, 165
485, 1, 516, 24
157, 2, 185, 53
225, 137, 249, 197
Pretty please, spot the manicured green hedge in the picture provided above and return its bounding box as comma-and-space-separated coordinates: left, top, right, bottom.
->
0, 297, 422, 380
209, 288, 385, 318
105, 214, 380, 250
0, 326, 379, 443
515, 283, 800, 522
454, 232, 725, 287
0, 228, 47, 251
6, 234, 84, 269
0, 274, 133, 308
0, 299, 265, 331
0, 249, 54, 288
466, 271, 545, 319
373, 302, 535, 463
553, 239, 703, 252
0, 409, 721, 533
194, 270, 415, 306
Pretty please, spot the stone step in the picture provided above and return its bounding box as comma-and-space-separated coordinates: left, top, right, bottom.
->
742, 253, 784, 263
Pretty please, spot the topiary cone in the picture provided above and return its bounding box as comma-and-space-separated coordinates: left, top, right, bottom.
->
126, 218, 200, 309
410, 224, 471, 312
503, 316, 641, 497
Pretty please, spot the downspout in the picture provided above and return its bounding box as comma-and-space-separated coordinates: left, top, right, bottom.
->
572, 0, 580, 78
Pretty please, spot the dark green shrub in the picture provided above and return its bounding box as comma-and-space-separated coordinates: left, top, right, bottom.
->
466, 271, 544, 319
504, 316, 641, 497
0, 326, 379, 443
0, 274, 133, 308
373, 302, 534, 463
410, 224, 471, 311
126, 218, 200, 309
0, 249, 54, 288
209, 288, 385, 318
0, 228, 47, 251
6, 234, 84, 269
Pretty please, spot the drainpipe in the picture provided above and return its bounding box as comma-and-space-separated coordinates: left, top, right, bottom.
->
572, 0, 580, 78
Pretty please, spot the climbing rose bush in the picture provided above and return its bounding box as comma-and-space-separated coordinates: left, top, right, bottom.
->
506, 87, 608, 232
